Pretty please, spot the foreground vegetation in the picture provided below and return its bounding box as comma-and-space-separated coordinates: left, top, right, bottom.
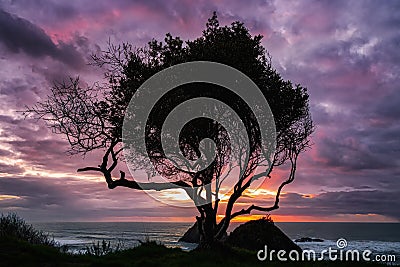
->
0, 213, 57, 247
0, 213, 389, 267
1, 237, 389, 267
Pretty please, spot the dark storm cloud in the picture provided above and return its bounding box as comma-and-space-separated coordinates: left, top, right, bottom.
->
0, 9, 85, 69
0, 9, 56, 56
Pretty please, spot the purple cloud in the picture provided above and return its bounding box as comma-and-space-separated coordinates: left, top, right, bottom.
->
0, 9, 86, 69
0, 0, 398, 222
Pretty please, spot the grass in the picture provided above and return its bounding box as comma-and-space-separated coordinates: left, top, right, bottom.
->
0, 238, 389, 267
0, 213, 391, 267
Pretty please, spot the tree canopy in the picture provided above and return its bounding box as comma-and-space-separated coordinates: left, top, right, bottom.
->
26, 12, 314, 248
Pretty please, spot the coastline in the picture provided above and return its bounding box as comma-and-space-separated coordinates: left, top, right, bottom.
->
29, 221, 400, 264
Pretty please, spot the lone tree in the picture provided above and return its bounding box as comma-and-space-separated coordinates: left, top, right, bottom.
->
26, 13, 313, 248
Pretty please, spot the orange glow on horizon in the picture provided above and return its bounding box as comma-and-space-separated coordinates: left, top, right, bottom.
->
94, 213, 397, 223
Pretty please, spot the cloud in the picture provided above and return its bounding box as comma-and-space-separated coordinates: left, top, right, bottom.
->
375, 89, 400, 121
243, 190, 400, 220
0, 149, 12, 157
0, 0, 399, 222
0, 9, 85, 69
0, 162, 24, 174
0, 176, 197, 221
317, 136, 392, 171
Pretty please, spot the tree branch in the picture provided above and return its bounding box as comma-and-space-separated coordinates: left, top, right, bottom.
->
229, 154, 298, 221
77, 166, 102, 172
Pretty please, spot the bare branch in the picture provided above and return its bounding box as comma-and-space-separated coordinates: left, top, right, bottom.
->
229, 155, 298, 220
77, 167, 102, 172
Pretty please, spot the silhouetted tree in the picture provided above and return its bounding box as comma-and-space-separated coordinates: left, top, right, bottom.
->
26, 13, 313, 248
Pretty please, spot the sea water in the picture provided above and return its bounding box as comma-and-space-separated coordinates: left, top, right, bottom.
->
33, 222, 400, 263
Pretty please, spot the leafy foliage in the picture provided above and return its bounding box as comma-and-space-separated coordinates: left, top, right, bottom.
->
25, 12, 314, 247
0, 213, 57, 247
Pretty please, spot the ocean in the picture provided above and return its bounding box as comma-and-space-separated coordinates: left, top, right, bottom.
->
33, 222, 400, 264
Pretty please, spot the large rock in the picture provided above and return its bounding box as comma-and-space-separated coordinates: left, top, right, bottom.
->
178, 222, 199, 243
227, 218, 302, 253
178, 222, 227, 244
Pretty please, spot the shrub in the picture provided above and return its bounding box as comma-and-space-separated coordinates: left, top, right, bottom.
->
0, 213, 56, 246
85, 239, 125, 256
261, 214, 274, 223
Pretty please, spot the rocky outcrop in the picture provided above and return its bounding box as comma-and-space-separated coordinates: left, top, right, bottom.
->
178, 222, 227, 244
179, 218, 302, 254
226, 219, 302, 253
178, 222, 199, 243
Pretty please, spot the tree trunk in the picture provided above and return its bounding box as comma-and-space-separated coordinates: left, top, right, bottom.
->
196, 204, 218, 249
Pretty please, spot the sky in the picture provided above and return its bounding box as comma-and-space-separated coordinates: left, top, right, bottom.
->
0, 0, 399, 223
